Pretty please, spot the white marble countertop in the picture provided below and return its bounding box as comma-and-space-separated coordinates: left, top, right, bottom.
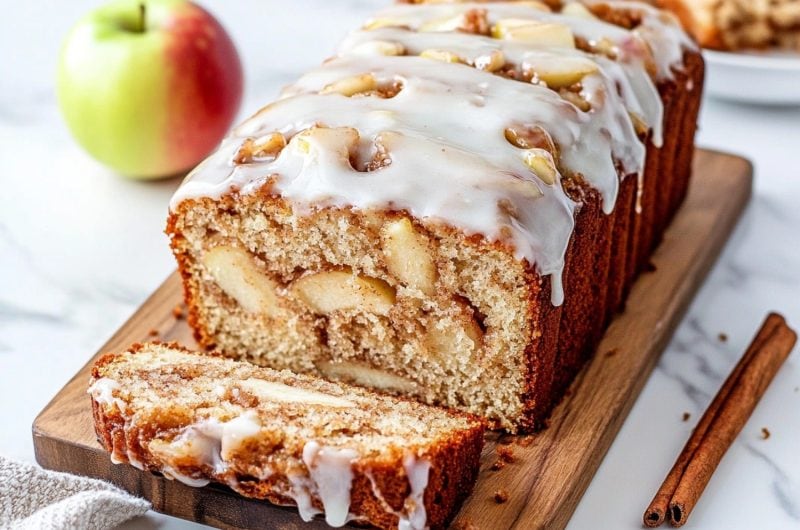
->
1, 1, 798, 529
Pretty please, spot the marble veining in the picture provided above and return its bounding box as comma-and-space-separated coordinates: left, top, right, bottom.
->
743, 443, 800, 521
0, 1, 798, 530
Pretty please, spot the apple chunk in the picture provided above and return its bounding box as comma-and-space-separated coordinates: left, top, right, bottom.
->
236, 378, 355, 408
316, 360, 417, 394
321, 74, 377, 97
203, 246, 280, 316
524, 55, 598, 89
491, 19, 575, 48
523, 148, 558, 185
381, 218, 437, 296
425, 303, 484, 361
291, 271, 396, 315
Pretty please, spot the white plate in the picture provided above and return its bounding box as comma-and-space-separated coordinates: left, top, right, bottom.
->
703, 49, 800, 105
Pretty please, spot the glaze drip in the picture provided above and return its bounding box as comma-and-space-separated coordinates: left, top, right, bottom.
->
88, 378, 146, 469
399, 454, 431, 530
364, 453, 432, 530
301, 441, 359, 527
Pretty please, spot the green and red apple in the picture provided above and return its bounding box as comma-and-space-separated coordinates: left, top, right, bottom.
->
57, 0, 243, 179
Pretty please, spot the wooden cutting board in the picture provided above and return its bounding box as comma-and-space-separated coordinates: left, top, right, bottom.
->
33, 149, 752, 530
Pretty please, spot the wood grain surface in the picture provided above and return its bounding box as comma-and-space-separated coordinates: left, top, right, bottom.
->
32, 149, 753, 530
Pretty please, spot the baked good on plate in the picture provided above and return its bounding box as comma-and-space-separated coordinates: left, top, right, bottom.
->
657, 0, 800, 51
89, 342, 485, 530
167, 0, 704, 431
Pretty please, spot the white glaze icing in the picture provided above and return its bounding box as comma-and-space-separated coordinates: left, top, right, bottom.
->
338, 24, 661, 213
168, 419, 226, 474
218, 410, 262, 459
287, 473, 323, 522
302, 441, 359, 527
364, 453, 432, 530
161, 465, 211, 487
126, 450, 145, 470
170, 1, 693, 305
88, 377, 145, 469
88, 377, 123, 409
399, 454, 431, 530
338, 26, 664, 147
173, 412, 263, 467
365, 1, 695, 80
146, 412, 262, 488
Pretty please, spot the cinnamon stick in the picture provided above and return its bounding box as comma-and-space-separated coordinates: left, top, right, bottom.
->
643, 313, 782, 526
643, 312, 796, 527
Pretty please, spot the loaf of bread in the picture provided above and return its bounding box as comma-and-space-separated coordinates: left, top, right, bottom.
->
657, 0, 800, 51
167, 1, 704, 431
89, 342, 485, 529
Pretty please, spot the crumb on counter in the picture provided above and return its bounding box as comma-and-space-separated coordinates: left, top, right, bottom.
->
452, 518, 479, 530
761, 427, 771, 440
718, 332, 728, 342
682, 412, 691, 422
516, 435, 534, 447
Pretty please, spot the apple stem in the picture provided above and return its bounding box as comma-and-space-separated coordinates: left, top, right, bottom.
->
137, 3, 146, 33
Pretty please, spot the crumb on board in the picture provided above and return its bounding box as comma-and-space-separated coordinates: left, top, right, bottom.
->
605, 348, 618, 358
682, 412, 691, 422
718, 332, 728, 342
148, 329, 159, 337
490, 460, 506, 471
646, 261, 657, 272
516, 435, 534, 447
172, 304, 185, 319
451, 519, 479, 530
761, 427, 771, 440
497, 445, 515, 463
494, 489, 509, 504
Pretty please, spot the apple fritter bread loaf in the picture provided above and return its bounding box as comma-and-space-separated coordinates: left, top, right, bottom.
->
89, 342, 485, 530
167, 1, 704, 431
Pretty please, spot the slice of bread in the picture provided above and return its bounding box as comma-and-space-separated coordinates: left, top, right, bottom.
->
89, 342, 485, 529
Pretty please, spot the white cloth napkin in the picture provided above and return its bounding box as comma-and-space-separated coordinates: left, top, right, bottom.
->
0, 455, 150, 530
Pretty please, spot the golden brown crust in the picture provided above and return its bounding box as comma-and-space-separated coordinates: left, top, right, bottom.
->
547, 48, 705, 410
90, 343, 485, 529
